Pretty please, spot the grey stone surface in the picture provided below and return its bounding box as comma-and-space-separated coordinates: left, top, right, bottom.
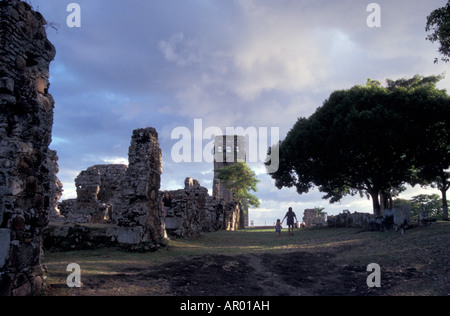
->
115, 226, 144, 245
0, 0, 58, 296
0, 229, 11, 268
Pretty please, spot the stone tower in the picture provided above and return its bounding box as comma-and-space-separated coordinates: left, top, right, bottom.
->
0, 0, 58, 295
213, 135, 248, 227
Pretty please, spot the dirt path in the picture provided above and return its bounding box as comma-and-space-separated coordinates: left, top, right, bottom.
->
61, 249, 410, 296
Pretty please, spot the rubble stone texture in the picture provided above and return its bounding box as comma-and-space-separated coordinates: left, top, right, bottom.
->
0, 0, 57, 296
58, 164, 127, 223
302, 209, 327, 228
47, 150, 63, 222
162, 177, 241, 239
162, 178, 209, 239
327, 205, 411, 232
117, 128, 164, 249
54, 131, 242, 244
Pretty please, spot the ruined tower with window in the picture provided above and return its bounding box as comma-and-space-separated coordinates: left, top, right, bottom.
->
213, 135, 248, 227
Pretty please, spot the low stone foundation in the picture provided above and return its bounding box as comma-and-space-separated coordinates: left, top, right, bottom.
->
327, 205, 411, 233
43, 223, 117, 251
302, 209, 327, 228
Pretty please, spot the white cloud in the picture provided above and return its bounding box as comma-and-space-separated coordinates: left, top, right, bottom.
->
60, 183, 77, 200
101, 157, 129, 165
230, 2, 332, 101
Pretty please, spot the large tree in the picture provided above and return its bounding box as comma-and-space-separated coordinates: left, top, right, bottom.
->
426, 1, 450, 63
268, 76, 450, 217
388, 75, 450, 220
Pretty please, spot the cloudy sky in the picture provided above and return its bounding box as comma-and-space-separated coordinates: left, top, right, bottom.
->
29, 0, 448, 225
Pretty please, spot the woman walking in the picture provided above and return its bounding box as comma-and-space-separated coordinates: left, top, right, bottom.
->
282, 207, 298, 236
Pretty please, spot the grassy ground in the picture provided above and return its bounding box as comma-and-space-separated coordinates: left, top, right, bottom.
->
44, 222, 450, 296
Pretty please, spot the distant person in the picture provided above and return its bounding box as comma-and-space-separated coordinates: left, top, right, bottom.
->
275, 219, 282, 237
282, 207, 298, 236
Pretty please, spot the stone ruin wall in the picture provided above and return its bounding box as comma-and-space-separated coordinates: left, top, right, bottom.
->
58, 164, 126, 224
302, 209, 327, 228
56, 169, 241, 242
162, 177, 240, 239
53, 128, 165, 250
55, 133, 243, 241
327, 205, 412, 233
0, 0, 59, 296
116, 128, 164, 249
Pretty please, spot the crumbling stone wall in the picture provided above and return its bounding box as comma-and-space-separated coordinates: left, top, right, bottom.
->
47, 150, 63, 222
302, 209, 327, 228
161, 177, 241, 239
95, 164, 127, 222
327, 210, 373, 229
116, 128, 164, 250
58, 164, 126, 223
54, 132, 244, 244
162, 178, 208, 239
0, 0, 58, 296
327, 205, 411, 233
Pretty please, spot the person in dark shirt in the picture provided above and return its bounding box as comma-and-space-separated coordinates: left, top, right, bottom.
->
282, 207, 298, 236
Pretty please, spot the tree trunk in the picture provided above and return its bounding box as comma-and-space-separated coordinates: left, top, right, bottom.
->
438, 171, 449, 221
379, 191, 393, 212
441, 188, 449, 221
370, 190, 382, 216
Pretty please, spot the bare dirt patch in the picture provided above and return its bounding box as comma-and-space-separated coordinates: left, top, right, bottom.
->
44, 223, 450, 296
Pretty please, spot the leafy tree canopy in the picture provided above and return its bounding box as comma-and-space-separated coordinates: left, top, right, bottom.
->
216, 162, 261, 209
426, 1, 450, 63
268, 75, 450, 217
394, 194, 443, 219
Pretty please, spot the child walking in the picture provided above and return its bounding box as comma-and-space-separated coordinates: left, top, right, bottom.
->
275, 219, 282, 237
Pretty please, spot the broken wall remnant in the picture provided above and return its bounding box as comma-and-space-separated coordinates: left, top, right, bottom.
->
327, 205, 411, 233
54, 132, 246, 245
117, 128, 164, 250
302, 209, 327, 228
162, 178, 209, 239
58, 164, 127, 223
161, 177, 241, 239
47, 150, 63, 222
0, 0, 58, 296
